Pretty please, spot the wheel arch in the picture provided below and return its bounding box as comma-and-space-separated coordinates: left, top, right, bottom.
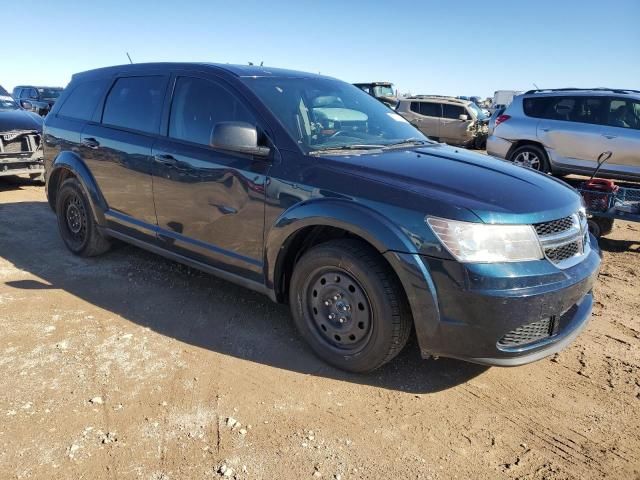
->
507, 140, 549, 161
266, 199, 416, 301
47, 152, 107, 225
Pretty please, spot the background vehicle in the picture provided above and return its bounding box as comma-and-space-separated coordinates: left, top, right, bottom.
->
488, 106, 506, 136
44, 63, 599, 374
396, 95, 488, 148
487, 88, 640, 180
492, 90, 521, 110
0, 95, 44, 181
12, 85, 63, 116
353, 82, 398, 108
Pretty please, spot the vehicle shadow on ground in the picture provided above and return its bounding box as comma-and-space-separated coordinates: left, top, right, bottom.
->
599, 237, 639, 253
0, 201, 488, 394
0, 176, 44, 192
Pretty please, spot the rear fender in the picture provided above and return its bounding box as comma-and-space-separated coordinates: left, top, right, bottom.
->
47, 151, 107, 225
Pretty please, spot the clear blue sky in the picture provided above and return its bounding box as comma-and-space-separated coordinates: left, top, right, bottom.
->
2, 0, 638, 98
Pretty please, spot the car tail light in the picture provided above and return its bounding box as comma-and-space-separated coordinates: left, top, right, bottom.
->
495, 114, 511, 127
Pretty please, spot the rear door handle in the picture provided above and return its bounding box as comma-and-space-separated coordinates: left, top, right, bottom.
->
154, 154, 178, 166
540, 128, 550, 132
602, 134, 617, 139
81, 137, 100, 149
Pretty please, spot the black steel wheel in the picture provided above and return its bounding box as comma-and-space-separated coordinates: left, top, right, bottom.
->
306, 268, 373, 352
289, 239, 412, 373
56, 178, 111, 257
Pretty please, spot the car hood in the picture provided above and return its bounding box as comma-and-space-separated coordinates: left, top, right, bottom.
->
0, 109, 43, 133
319, 145, 582, 224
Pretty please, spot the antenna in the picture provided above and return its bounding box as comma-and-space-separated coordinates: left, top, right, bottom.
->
126, 52, 133, 64
533, 83, 540, 90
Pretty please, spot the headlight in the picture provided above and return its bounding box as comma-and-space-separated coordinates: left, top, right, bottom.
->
426, 217, 543, 263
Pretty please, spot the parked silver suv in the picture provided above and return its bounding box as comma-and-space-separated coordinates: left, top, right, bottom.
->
396, 96, 488, 148
487, 89, 640, 180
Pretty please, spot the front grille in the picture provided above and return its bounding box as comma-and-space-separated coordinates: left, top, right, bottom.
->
534, 216, 574, 236
498, 317, 554, 348
1, 138, 28, 154
534, 213, 586, 267
545, 241, 581, 263
0, 132, 39, 155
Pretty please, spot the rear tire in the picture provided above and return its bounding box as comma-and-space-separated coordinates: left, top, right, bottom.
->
289, 239, 412, 373
588, 217, 614, 238
56, 178, 111, 257
509, 144, 550, 173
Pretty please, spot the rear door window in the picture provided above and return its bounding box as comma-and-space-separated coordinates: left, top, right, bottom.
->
57, 79, 109, 121
442, 104, 465, 119
102, 76, 167, 134
168, 76, 256, 146
420, 102, 441, 117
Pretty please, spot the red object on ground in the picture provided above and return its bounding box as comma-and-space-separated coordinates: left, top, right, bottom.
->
581, 179, 619, 212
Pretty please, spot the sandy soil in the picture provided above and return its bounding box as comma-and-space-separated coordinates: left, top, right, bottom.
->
0, 177, 638, 480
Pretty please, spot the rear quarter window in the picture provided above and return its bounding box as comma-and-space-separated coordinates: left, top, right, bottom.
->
57, 79, 109, 121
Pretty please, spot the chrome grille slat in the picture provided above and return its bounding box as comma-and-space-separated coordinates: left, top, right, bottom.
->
534, 213, 587, 268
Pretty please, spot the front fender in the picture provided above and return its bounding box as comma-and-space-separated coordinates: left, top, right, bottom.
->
265, 198, 441, 354
48, 151, 107, 225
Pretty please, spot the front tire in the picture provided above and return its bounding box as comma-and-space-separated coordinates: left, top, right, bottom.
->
509, 144, 550, 173
289, 239, 412, 373
56, 178, 111, 257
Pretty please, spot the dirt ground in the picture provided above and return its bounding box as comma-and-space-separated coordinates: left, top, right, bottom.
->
0, 177, 638, 480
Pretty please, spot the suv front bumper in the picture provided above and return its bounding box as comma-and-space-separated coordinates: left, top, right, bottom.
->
386, 234, 601, 366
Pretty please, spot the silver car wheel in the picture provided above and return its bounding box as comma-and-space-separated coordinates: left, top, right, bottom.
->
513, 151, 541, 170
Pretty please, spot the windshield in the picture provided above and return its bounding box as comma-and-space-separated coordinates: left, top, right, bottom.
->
243, 77, 425, 153
37, 87, 62, 100
467, 102, 488, 120
0, 96, 19, 111
373, 85, 395, 97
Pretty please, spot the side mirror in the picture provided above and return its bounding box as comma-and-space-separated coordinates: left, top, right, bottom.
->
210, 122, 270, 158
21, 101, 33, 110
459, 114, 469, 121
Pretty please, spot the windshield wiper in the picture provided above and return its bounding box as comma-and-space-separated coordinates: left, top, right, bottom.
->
309, 144, 385, 154
382, 138, 436, 149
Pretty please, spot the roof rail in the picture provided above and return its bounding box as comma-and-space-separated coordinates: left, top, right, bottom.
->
524, 87, 640, 95
405, 94, 464, 101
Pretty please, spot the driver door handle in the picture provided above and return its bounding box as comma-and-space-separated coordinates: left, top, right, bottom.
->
602, 134, 617, 139
154, 154, 178, 166
81, 137, 100, 149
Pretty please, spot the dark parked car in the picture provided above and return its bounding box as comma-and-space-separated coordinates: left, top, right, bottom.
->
43, 63, 600, 373
0, 94, 44, 180
353, 82, 398, 108
12, 85, 63, 116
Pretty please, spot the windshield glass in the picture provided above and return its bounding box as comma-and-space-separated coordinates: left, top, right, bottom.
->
243, 77, 425, 152
467, 102, 488, 120
373, 85, 394, 97
0, 96, 19, 111
37, 87, 62, 99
